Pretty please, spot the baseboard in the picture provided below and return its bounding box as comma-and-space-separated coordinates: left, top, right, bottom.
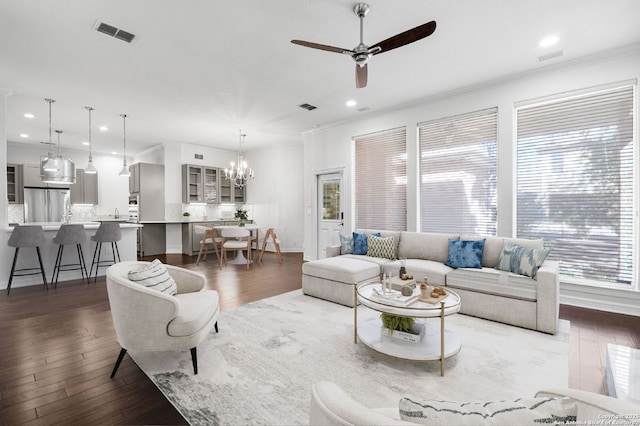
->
560, 281, 640, 317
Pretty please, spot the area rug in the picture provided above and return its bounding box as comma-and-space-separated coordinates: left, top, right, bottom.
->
129, 290, 570, 425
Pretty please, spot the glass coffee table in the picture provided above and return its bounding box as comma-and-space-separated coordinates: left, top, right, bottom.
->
354, 281, 461, 376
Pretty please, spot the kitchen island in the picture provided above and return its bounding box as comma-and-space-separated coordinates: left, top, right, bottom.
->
1, 221, 141, 291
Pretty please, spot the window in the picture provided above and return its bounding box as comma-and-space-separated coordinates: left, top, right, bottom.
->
354, 128, 407, 230
516, 85, 635, 285
419, 108, 498, 234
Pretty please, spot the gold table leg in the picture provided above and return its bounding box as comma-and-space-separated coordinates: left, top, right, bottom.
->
353, 284, 358, 344
440, 300, 445, 376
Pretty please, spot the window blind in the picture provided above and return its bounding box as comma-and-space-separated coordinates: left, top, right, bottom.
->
354, 128, 407, 230
516, 85, 635, 285
418, 108, 498, 234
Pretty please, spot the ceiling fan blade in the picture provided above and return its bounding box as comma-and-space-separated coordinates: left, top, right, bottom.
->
356, 64, 368, 88
291, 40, 352, 55
372, 20, 437, 55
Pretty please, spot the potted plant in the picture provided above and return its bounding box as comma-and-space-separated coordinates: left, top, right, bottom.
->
380, 313, 415, 335
235, 208, 248, 227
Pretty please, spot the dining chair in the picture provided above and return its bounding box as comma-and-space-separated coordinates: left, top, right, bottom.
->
259, 227, 283, 264
195, 226, 221, 264
220, 227, 252, 270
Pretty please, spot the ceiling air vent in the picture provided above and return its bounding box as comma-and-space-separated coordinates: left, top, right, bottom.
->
95, 21, 136, 44
298, 103, 317, 111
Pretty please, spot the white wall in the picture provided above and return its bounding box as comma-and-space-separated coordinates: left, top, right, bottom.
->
302, 47, 640, 314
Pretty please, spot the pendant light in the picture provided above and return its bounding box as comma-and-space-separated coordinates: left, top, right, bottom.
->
40, 98, 58, 176
118, 113, 131, 177
40, 99, 76, 184
84, 106, 97, 174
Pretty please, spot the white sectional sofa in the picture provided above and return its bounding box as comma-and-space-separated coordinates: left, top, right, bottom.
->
302, 229, 559, 334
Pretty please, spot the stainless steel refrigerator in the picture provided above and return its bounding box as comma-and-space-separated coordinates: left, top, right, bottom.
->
24, 187, 70, 223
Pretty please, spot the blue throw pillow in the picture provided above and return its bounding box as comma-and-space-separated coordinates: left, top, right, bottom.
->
445, 239, 486, 269
352, 232, 380, 255
339, 234, 353, 255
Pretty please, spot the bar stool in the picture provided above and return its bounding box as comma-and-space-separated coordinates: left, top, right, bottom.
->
89, 222, 122, 282
6, 225, 48, 295
52, 224, 89, 287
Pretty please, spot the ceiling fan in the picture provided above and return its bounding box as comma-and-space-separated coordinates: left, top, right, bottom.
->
291, 3, 436, 88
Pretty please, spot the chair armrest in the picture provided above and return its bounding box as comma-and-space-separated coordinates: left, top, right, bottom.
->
310, 382, 414, 426
165, 264, 206, 294
535, 260, 559, 334
326, 245, 341, 258
535, 388, 640, 421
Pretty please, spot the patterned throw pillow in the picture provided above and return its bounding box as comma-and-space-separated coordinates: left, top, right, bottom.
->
495, 241, 551, 279
445, 239, 486, 269
399, 396, 577, 425
366, 234, 396, 259
128, 259, 178, 296
352, 232, 380, 255
339, 234, 353, 255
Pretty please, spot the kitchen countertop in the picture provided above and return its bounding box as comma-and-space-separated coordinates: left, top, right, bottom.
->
5, 221, 142, 232
139, 219, 246, 224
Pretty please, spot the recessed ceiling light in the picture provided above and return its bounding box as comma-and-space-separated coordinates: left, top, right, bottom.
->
82, 141, 90, 146
20, 133, 29, 138
346, 100, 357, 107
23, 113, 34, 119
99, 126, 109, 131
111, 151, 118, 155
539, 35, 559, 48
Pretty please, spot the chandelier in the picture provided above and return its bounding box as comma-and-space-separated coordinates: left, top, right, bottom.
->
224, 129, 254, 188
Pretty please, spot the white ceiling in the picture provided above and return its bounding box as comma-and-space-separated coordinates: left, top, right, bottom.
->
1, 0, 639, 156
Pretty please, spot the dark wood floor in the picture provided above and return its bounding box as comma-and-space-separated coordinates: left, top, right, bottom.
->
0, 251, 638, 425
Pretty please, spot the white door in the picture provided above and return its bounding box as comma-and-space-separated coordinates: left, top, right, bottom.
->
317, 172, 343, 259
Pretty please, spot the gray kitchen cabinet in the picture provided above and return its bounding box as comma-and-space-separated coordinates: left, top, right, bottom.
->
130, 163, 164, 221
7, 164, 23, 204
182, 165, 219, 203
23, 163, 72, 188
70, 169, 98, 205
219, 171, 245, 203
139, 223, 166, 256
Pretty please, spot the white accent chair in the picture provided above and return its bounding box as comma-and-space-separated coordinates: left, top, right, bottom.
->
309, 381, 640, 425
105, 261, 220, 377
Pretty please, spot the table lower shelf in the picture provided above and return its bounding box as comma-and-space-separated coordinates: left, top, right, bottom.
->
356, 315, 461, 361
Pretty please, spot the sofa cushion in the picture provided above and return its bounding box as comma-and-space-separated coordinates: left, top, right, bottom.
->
353, 232, 380, 255
339, 234, 354, 255
344, 254, 394, 267
127, 259, 177, 296
382, 259, 452, 287
446, 267, 538, 301
302, 256, 381, 283
367, 234, 396, 259
496, 242, 551, 279
445, 239, 485, 269
399, 396, 577, 425
169, 290, 219, 337
397, 232, 459, 263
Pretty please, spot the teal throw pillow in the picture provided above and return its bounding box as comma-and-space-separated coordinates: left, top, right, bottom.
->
352, 232, 380, 255
495, 241, 551, 279
339, 234, 353, 254
445, 239, 485, 269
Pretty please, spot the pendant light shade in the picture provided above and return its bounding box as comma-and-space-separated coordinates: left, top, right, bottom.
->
118, 113, 131, 177
84, 106, 97, 174
40, 98, 76, 185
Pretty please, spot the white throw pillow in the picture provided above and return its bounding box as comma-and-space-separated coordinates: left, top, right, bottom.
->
128, 259, 177, 296
399, 396, 577, 425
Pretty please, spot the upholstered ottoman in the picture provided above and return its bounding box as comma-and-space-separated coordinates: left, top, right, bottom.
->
302, 257, 380, 307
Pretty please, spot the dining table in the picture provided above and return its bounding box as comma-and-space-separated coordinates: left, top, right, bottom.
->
213, 224, 266, 265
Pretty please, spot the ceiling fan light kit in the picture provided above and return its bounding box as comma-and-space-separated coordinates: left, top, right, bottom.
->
291, 3, 436, 88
